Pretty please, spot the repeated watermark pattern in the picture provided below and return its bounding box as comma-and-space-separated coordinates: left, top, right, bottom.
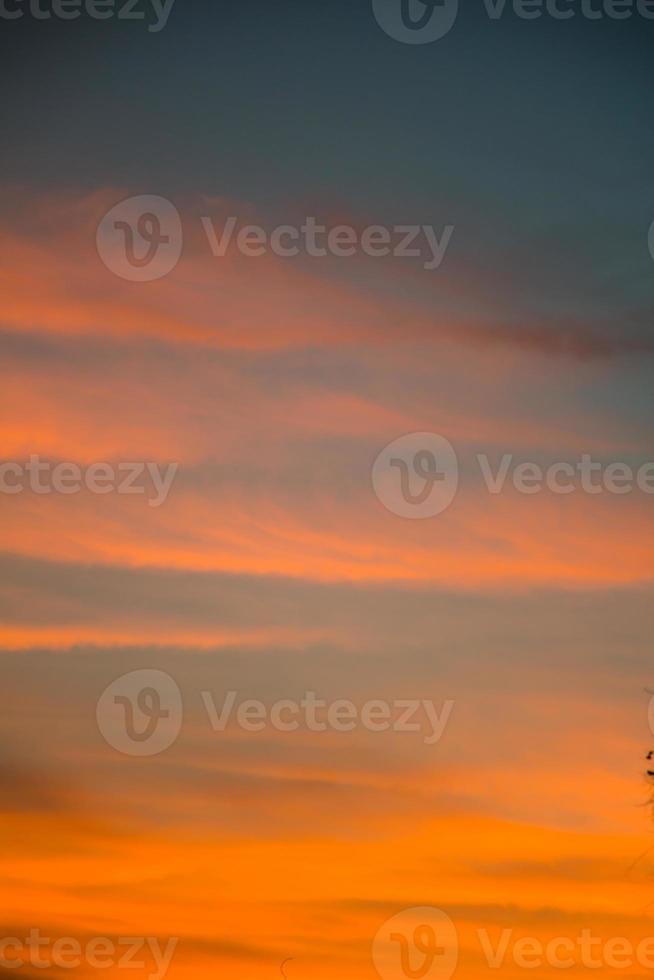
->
96, 670, 455, 756
372, 907, 654, 979
0, 931, 178, 980
96, 195, 454, 281
0, 0, 176, 30
372, 432, 654, 518
372, 0, 654, 43
0, 456, 178, 507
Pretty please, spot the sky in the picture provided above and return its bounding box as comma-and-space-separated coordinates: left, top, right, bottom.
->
1, 1, 654, 978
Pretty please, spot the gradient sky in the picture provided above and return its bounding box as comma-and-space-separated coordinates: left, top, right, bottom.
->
1, 1, 654, 978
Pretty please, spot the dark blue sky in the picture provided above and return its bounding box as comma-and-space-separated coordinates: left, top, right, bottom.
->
3, 0, 654, 355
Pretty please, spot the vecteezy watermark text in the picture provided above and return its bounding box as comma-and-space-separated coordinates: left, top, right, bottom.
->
96, 195, 454, 281
0, 455, 178, 507
201, 215, 454, 270
202, 690, 454, 745
477, 928, 654, 970
372, 432, 654, 519
373, 907, 654, 980
477, 452, 654, 496
373, 0, 654, 44
96, 669, 455, 756
0, 0, 176, 31
0, 931, 178, 980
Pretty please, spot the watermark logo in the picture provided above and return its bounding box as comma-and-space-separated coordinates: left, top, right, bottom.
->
372, 907, 459, 980
97, 202, 454, 279
372, 433, 654, 519
373, 912, 654, 975
97, 670, 183, 756
372, 433, 459, 519
96, 195, 182, 281
372, 0, 459, 43
373, 0, 654, 43
97, 674, 455, 756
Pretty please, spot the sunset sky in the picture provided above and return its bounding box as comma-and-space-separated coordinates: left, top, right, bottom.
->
1, 2, 654, 979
